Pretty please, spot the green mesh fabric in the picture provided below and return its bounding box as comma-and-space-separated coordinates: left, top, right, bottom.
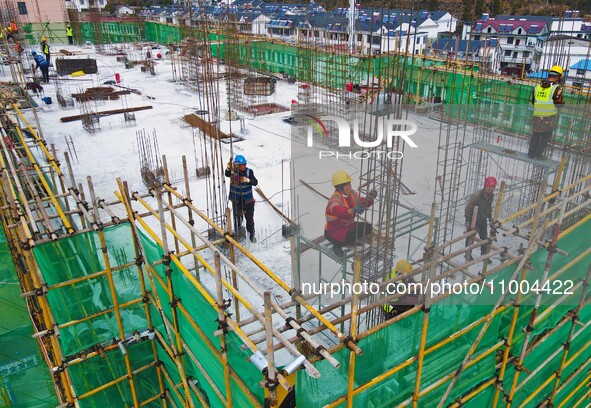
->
299, 217, 591, 407
137, 226, 264, 407
68, 341, 159, 407
33, 224, 147, 356
0, 227, 59, 407
4, 201, 591, 406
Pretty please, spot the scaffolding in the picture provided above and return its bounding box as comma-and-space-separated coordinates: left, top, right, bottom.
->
2, 13, 591, 408
2, 93, 591, 406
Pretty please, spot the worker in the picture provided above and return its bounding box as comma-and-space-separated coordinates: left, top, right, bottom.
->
225, 155, 258, 243
465, 176, 497, 263
1, 27, 14, 42
324, 170, 376, 257
31, 50, 50, 83
382, 259, 417, 319
66, 24, 74, 45
14, 41, 23, 56
41, 37, 50, 64
529, 65, 565, 159
9, 20, 18, 35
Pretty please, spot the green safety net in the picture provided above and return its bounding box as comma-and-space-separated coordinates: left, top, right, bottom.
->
0, 227, 59, 407
137, 226, 264, 407
33, 223, 147, 357
297, 216, 591, 407
2, 210, 590, 407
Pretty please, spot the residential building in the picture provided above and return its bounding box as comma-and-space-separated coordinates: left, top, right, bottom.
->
463, 16, 548, 75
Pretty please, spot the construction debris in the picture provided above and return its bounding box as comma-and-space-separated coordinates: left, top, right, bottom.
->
71, 86, 131, 101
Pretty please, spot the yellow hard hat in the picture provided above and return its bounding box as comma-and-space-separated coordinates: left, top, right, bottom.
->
332, 170, 352, 187
395, 259, 413, 274
385, 259, 413, 280
549, 65, 563, 76
41, 37, 47, 42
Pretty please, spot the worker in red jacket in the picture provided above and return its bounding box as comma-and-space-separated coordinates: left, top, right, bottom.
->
324, 170, 376, 256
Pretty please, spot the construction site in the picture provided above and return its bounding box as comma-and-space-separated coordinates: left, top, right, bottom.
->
1, 2, 591, 407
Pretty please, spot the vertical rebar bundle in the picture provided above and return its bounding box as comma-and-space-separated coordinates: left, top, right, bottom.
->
136, 129, 164, 190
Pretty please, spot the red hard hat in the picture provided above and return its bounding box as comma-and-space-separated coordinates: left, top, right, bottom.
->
484, 176, 497, 187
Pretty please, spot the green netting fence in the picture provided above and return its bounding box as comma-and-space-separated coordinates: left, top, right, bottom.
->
296, 216, 591, 407
2, 211, 591, 406
137, 226, 264, 408
0, 228, 59, 407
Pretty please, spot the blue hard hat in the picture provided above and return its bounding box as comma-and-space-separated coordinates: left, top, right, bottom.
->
235, 155, 247, 165
31, 50, 37, 55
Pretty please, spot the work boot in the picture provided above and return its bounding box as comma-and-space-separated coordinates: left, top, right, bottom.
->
249, 233, 257, 243
333, 244, 344, 257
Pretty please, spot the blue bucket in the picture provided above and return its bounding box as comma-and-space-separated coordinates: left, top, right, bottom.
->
42, 96, 52, 105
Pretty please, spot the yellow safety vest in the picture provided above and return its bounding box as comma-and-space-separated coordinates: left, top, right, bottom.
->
533, 84, 558, 118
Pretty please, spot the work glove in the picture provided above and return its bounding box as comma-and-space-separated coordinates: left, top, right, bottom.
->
352, 206, 365, 215
227, 161, 232, 170
465, 221, 472, 232
240, 176, 250, 183
368, 190, 377, 199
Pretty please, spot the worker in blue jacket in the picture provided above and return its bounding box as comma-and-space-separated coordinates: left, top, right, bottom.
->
225, 155, 258, 242
31, 50, 49, 83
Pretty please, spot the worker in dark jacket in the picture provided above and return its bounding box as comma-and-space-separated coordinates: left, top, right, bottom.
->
324, 170, 376, 257
465, 176, 497, 260
225, 155, 258, 242
41, 37, 50, 64
31, 50, 50, 83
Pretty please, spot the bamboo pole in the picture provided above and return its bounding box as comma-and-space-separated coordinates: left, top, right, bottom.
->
346, 255, 362, 408
225, 206, 240, 321
264, 291, 277, 408
108, 179, 169, 406
162, 157, 180, 254
155, 188, 195, 408
182, 155, 200, 279
412, 246, 435, 408
76, 361, 156, 401
214, 252, 233, 407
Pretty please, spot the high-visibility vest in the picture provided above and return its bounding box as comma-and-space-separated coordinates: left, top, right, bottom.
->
228, 168, 253, 202
533, 84, 559, 118
325, 191, 360, 224
66, 27, 73, 36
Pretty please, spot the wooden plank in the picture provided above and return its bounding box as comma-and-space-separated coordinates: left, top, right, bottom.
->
59, 105, 153, 122
180, 113, 230, 139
